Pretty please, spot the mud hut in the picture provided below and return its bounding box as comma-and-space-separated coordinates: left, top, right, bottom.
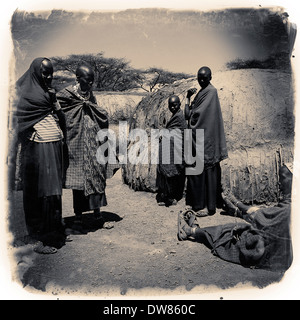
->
122, 69, 295, 204
94, 91, 147, 125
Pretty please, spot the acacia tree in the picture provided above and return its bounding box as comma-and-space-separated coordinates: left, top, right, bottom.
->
51, 53, 192, 92
51, 53, 144, 91
137, 67, 192, 92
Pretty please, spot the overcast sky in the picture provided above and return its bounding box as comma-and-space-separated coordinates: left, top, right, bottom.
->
29, 11, 252, 75
4, 0, 300, 77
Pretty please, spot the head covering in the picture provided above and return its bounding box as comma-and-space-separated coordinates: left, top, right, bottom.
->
16, 57, 53, 133
238, 231, 265, 264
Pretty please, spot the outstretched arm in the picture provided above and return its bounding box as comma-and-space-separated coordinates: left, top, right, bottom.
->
222, 192, 259, 216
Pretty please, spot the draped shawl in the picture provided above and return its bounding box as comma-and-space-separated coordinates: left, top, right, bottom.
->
16, 57, 53, 134
189, 83, 228, 168
13, 57, 56, 190
57, 85, 109, 196
158, 109, 187, 177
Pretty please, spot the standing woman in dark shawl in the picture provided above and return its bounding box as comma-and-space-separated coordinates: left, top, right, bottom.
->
57, 63, 111, 229
16, 57, 69, 254
185, 67, 228, 216
156, 95, 187, 207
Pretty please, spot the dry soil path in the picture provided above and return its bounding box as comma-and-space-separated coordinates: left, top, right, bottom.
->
9, 170, 285, 298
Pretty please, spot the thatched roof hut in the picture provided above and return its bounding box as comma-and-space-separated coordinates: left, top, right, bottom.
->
94, 91, 147, 124
122, 69, 295, 204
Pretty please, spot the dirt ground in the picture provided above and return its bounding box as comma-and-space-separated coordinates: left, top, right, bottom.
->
7, 169, 288, 299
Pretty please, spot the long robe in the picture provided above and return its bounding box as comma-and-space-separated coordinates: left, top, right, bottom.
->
188, 83, 228, 168
186, 83, 227, 212
57, 85, 108, 198
15, 57, 66, 247
158, 109, 187, 177
156, 109, 187, 203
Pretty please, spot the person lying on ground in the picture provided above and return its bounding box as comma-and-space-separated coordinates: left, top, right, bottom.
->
177, 163, 293, 271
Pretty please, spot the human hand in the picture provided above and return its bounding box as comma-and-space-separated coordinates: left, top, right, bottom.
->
48, 88, 57, 103
186, 88, 197, 98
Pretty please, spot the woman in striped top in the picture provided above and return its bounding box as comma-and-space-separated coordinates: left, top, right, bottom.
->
16, 57, 69, 254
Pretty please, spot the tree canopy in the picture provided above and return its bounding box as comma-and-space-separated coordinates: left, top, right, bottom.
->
51, 53, 192, 92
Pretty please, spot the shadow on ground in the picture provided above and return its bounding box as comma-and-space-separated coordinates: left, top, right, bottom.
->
64, 211, 123, 235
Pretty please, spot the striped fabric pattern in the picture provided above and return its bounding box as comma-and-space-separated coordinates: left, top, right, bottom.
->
30, 113, 63, 142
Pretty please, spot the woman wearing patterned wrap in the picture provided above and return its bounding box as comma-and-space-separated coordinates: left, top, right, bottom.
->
57, 63, 113, 230
16, 57, 69, 254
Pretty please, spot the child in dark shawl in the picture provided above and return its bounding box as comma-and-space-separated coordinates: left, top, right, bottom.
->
16, 57, 69, 254
178, 164, 293, 272
185, 66, 228, 216
57, 63, 112, 229
156, 95, 187, 207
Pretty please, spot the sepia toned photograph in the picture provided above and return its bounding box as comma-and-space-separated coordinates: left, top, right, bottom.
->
1, 0, 300, 300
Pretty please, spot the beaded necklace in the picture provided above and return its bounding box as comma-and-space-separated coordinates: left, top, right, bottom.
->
73, 83, 91, 101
